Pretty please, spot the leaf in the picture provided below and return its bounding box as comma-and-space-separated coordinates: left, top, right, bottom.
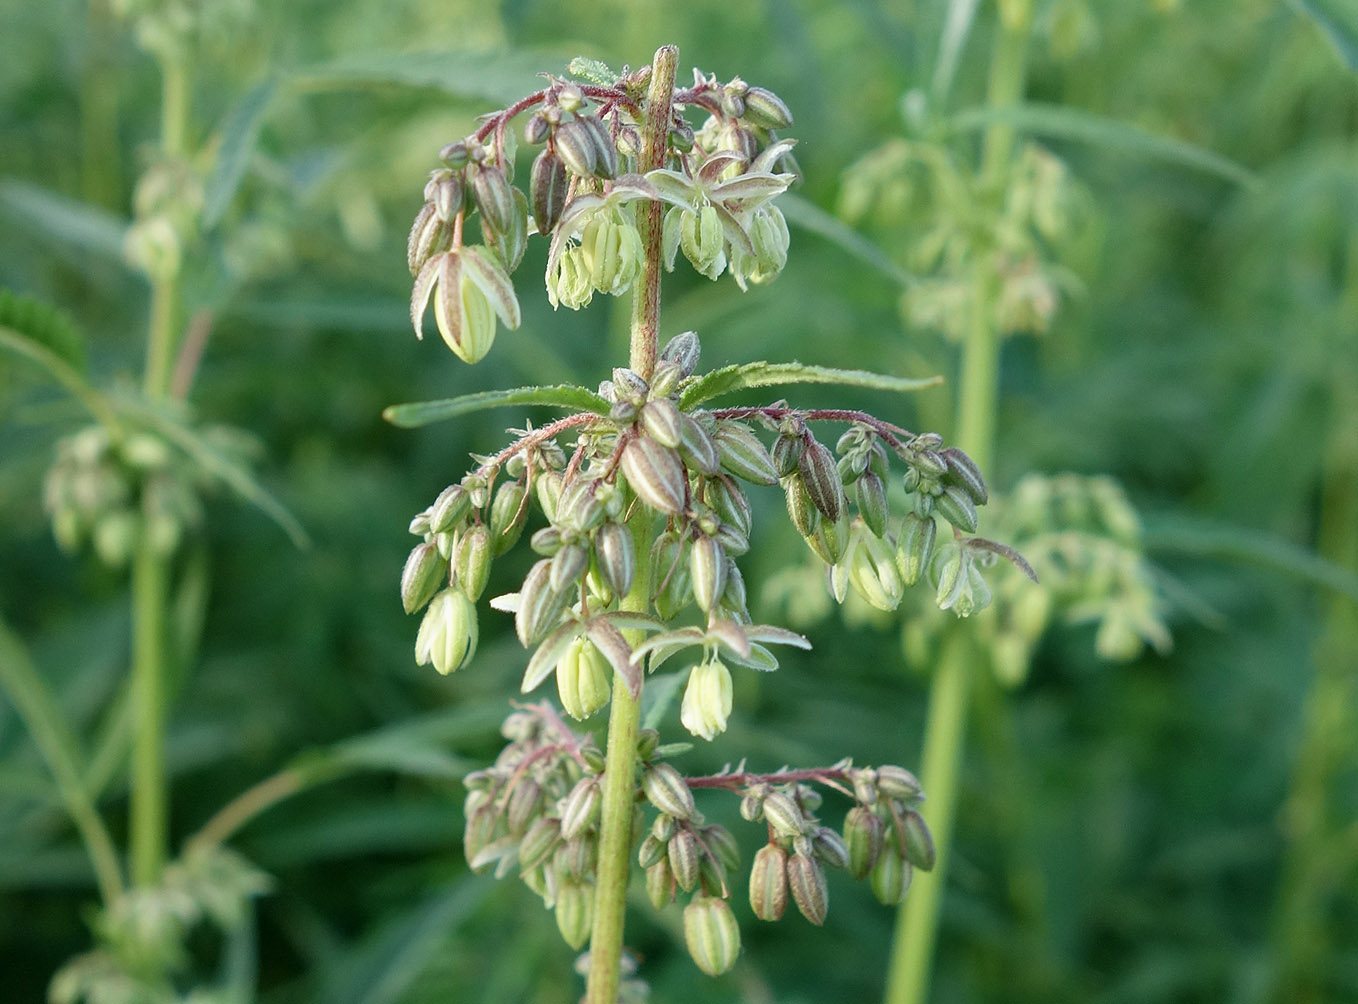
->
631, 627, 705, 671
0, 290, 86, 373
383, 384, 610, 428
584, 618, 641, 699
679, 361, 942, 409
0, 180, 130, 264
292, 48, 570, 105
598, 611, 666, 633
204, 78, 279, 228
932, 0, 982, 103
567, 56, 620, 86
113, 395, 310, 548
778, 192, 918, 288
1289, 0, 1358, 71
725, 643, 779, 672
745, 624, 812, 649
521, 621, 578, 693
948, 102, 1259, 187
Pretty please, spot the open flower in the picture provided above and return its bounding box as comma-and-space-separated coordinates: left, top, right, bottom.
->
410, 246, 521, 363
680, 657, 733, 741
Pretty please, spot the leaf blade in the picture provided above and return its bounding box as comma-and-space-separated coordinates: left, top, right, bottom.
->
383, 384, 610, 428
680, 361, 942, 409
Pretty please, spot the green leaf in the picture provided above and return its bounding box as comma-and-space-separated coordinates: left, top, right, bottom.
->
204, 77, 279, 228
114, 395, 310, 548
1290, 0, 1358, 71
383, 384, 610, 428
948, 102, 1258, 187
932, 0, 981, 104
291, 48, 572, 105
778, 193, 918, 288
0, 289, 87, 374
679, 361, 942, 409
0, 180, 130, 263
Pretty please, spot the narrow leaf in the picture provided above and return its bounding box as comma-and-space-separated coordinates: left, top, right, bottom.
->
291, 48, 572, 105
461, 246, 521, 329
521, 622, 578, 693
383, 384, 609, 428
1290, 0, 1358, 71
779, 193, 918, 288
949, 102, 1258, 187
745, 625, 812, 649
0, 180, 130, 264
725, 643, 779, 672
680, 361, 942, 409
585, 618, 641, 699
204, 78, 279, 227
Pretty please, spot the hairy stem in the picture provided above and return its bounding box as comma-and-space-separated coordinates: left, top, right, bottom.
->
884, 8, 1030, 1002
585, 44, 677, 1004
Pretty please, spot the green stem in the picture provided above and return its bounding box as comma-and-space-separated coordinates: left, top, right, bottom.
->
129, 540, 169, 886
584, 44, 677, 1004
143, 53, 189, 399
885, 8, 1030, 1003
0, 618, 125, 906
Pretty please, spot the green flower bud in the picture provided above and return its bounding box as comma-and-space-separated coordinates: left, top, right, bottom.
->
647, 860, 675, 910
844, 806, 884, 880
896, 511, 936, 587
941, 446, 988, 505
555, 879, 593, 949
787, 852, 829, 926
933, 543, 967, 611
506, 777, 542, 835
407, 201, 453, 276
689, 535, 727, 613
680, 204, 727, 280
810, 508, 850, 566
595, 521, 636, 598
560, 776, 602, 840
812, 826, 850, 871
469, 163, 514, 235
652, 531, 693, 621
639, 834, 667, 869
749, 205, 790, 279
642, 762, 696, 821
876, 765, 923, 802
703, 824, 741, 873
760, 790, 805, 839
749, 843, 789, 921
557, 477, 605, 533
549, 541, 589, 592
429, 483, 471, 533
483, 185, 529, 273
683, 896, 741, 976
621, 434, 687, 515
934, 483, 979, 533
530, 149, 568, 232
742, 85, 794, 129
714, 422, 779, 485
659, 330, 701, 377
401, 541, 448, 614
535, 470, 564, 523
454, 524, 492, 602
517, 815, 560, 873
415, 588, 478, 674
680, 658, 733, 741
848, 524, 905, 611
556, 637, 612, 721
901, 810, 936, 871
679, 413, 722, 476
641, 398, 684, 449
783, 473, 820, 538
547, 244, 595, 310
855, 471, 889, 538
463, 805, 498, 870
771, 433, 805, 478
553, 118, 598, 178
870, 842, 912, 906
486, 479, 526, 555
516, 559, 570, 647
668, 828, 701, 892
578, 114, 619, 178
798, 439, 845, 523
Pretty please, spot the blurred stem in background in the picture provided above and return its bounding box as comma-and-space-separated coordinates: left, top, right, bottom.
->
129, 43, 191, 888
81, 0, 122, 210
884, 3, 1031, 1002
584, 44, 677, 1004
1270, 337, 1358, 999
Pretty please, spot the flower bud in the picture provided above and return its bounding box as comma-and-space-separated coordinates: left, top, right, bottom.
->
689, 535, 727, 613
578, 114, 619, 178
771, 433, 805, 478
557, 637, 612, 721
516, 559, 570, 647
638, 833, 667, 869
621, 434, 687, 515
749, 205, 790, 279
659, 330, 701, 377
680, 204, 727, 280
523, 112, 550, 145
646, 860, 675, 910
449, 524, 489, 601
489, 479, 528, 554
529, 149, 568, 233
870, 843, 912, 906
642, 762, 696, 820
680, 658, 733, 741
714, 422, 779, 485
483, 185, 529, 272
415, 588, 478, 674
506, 778, 542, 835
875, 765, 923, 802
844, 806, 884, 879
652, 531, 693, 621
798, 439, 845, 523
553, 119, 598, 178
401, 541, 448, 614
760, 791, 805, 839
934, 484, 979, 533
810, 509, 850, 565
749, 843, 789, 922
668, 828, 701, 892
742, 85, 794, 129
683, 896, 741, 976
549, 541, 589, 592
941, 446, 988, 504
679, 413, 722, 476
560, 777, 602, 840
703, 824, 741, 873
557, 478, 605, 533
848, 525, 905, 611
595, 521, 636, 598
429, 483, 470, 533
896, 512, 936, 587
636, 728, 661, 760
855, 471, 889, 538
787, 852, 828, 926
535, 470, 564, 522
901, 810, 936, 871
407, 202, 454, 276
811, 826, 850, 871
555, 879, 593, 949
439, 140, 469, 168
639, 398, 683, 449
463, 805, 498, 869
517, 815, 561, 872
783, 473, 820, 537
934, 546, 969, 612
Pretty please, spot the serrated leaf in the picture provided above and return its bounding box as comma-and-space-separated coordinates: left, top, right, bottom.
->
1290, 0, 1358, 71
567, 56, 620, 85
679, 361, 942, 409
779, 192, 917, 288
383, 384, 610, 428
204, 78, 279, 228
949, 102, 1259, 187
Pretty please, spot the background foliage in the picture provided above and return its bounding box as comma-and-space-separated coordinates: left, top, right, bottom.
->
2, 1, 1356, 1002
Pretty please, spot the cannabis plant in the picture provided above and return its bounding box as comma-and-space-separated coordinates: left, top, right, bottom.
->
391, 46, 1027, 1001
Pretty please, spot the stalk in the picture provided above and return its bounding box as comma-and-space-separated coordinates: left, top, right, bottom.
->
584, 45, 677, 1004
884, 6, 1030, 1003
129, 48, 191, 887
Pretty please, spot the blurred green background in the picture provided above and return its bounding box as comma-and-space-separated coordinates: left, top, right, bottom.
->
2, 0, 1356, 1002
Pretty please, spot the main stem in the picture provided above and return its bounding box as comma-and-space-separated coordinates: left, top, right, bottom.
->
130, 48, 190, 888
884, 6, 1029, 1002
585, 44, 677, 1004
